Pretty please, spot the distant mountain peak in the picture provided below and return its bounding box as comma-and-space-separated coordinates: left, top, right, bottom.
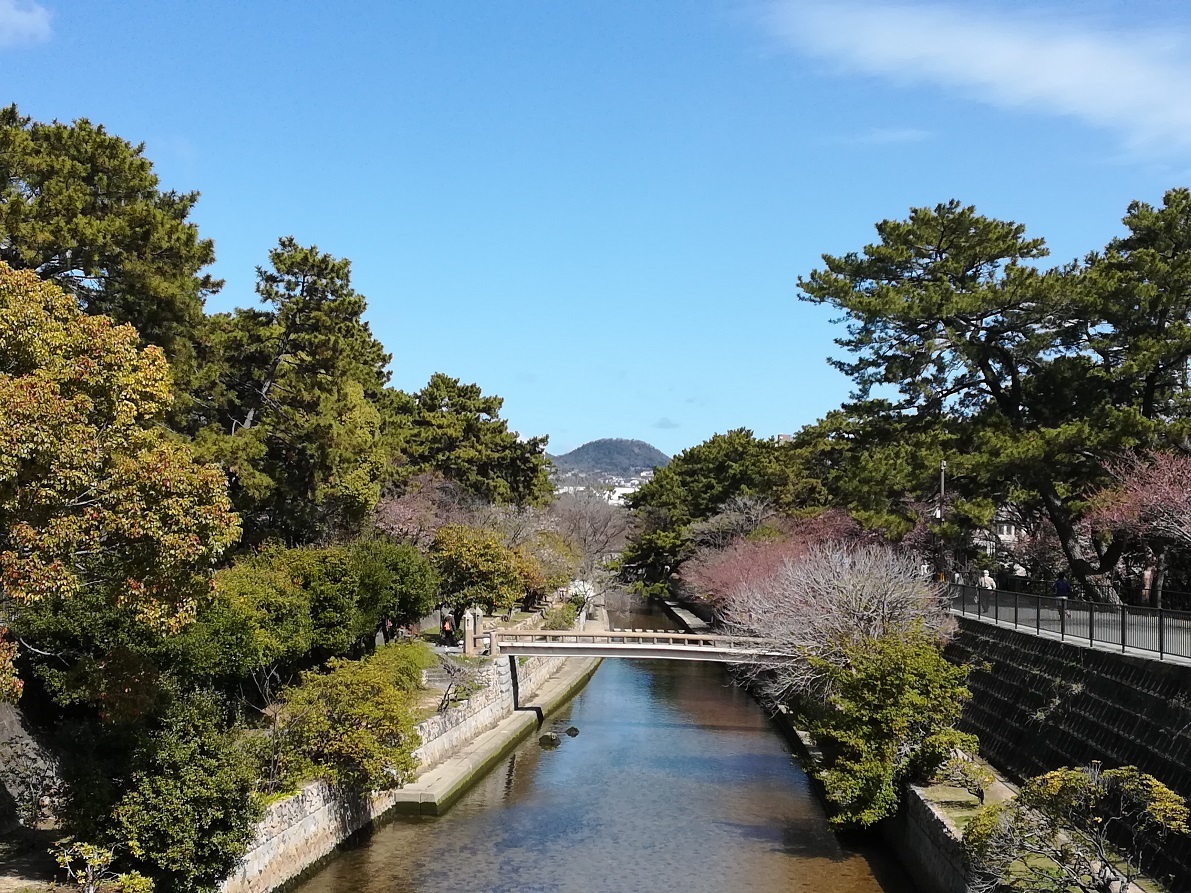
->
552, 438, 670, 478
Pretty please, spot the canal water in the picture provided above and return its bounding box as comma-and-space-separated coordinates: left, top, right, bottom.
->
290, 598, 915, 893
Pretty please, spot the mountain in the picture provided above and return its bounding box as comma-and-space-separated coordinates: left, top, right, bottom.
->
551, 439, 670, 479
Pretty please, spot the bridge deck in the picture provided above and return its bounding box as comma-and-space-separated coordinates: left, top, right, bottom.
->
482, 629, 782, 662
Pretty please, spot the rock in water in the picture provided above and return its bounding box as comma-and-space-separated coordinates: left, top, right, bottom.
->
538, 733, 561, 748
565, 726, 580, 737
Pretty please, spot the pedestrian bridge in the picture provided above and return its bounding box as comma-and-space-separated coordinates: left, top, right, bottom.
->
475, 629, 782, 663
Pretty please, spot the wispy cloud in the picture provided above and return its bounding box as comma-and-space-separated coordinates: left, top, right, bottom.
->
652, 417, 681, 430
764, 1, 1191, 155
0, 0, 50, 47
841, 126, 932, 146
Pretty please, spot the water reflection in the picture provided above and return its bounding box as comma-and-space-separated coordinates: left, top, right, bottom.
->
291, 607, 914, 893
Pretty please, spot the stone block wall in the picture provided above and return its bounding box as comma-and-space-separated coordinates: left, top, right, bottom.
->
878, 788, 967, 893
222, 653, 563, 893
0, 702, 57, 831
947, 619, 1191, 890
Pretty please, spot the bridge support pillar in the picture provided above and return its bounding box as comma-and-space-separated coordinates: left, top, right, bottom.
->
483, 609, 497, 657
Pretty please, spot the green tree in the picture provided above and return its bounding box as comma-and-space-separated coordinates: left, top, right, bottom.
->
797, 196, 1191, 590
190, 238, 392, 543
389, 373, 552, 507
430, 524, 534, 615
807, 627, 974, 827
112, 693, 260, 893
347, 537, 439, 629
966, 764, 1189, 893
169, 552, 314, 699
623, 428, 824, 583
0, 105, 218, 388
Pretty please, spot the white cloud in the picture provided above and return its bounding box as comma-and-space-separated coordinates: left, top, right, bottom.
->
764, 1, 1191, 155
0, 0, 50, 46
843, 126, 932, 145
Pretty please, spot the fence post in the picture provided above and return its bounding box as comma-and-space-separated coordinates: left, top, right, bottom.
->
1060, 599, 1066, 640
1121, 604, 1127, 653
1014, 592, 1019, 628
1089, 602, 1095, 647
1159, 608, 1165, 660
1035, 595, 1041, 635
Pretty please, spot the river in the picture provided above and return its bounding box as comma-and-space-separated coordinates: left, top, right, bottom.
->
290, 598, 915, 893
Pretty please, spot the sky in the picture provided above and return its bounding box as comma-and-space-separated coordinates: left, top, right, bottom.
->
4, 0, 1191, 457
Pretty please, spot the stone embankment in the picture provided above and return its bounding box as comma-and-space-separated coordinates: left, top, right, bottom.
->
222, 648, 602, 893
948, 617, 1191, 889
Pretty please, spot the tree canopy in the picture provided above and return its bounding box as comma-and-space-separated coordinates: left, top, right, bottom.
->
188, 237, 392, 544
0, 104, 218, 386
0, 263, 239, 644
796, 190, 1191, 590
389, 372, 552, 507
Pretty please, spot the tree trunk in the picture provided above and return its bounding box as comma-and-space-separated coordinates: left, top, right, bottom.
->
1038, 480, 1125, 601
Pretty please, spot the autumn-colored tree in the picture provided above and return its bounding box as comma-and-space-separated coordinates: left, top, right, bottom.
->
0, 627, 20, 703
0, 264, 240, 705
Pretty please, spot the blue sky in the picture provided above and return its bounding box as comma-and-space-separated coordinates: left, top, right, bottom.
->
4, 1, 1191, 456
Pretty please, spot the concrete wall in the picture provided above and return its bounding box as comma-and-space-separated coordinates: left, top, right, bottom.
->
221, 653, 564, 893
947, 619, 1191, 889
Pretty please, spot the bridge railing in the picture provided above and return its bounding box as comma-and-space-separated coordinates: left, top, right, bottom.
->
492, 629, 767, 650
947, 584, 1191, 661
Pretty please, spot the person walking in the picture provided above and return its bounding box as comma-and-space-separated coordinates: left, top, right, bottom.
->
977, 569, 996, 614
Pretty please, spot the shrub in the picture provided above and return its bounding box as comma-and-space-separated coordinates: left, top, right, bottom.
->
112, 693, 261, 893
542, 603, 577, 630
275, 643, 428, 792
808, 626, 974, 827
966, 764, 1190, 893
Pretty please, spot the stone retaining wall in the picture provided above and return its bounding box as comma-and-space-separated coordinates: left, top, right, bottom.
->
0, 702, 57, 832
774, 709, 968, 893
221, 653, 563, 893
947, 619, 1191, 889
878, 787, 967, 893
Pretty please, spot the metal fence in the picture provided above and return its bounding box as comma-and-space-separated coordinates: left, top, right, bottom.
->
947, 584, 1191, 662
959, 577, 1191, 611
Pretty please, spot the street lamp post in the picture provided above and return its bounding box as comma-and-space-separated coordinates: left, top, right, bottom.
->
935, 459, 947, 580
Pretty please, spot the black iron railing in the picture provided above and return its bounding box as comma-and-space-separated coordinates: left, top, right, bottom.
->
947, 584, 1191, 662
